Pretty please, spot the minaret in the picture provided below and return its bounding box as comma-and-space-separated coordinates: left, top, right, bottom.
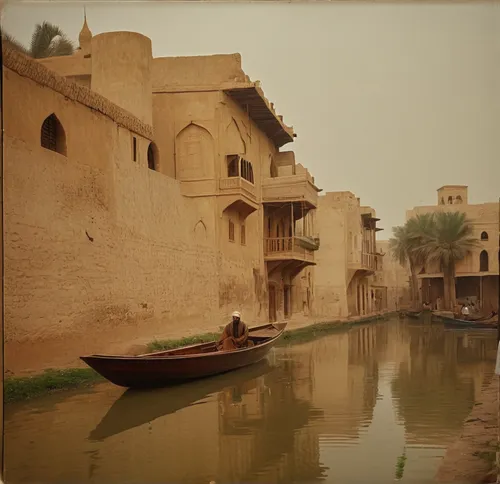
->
79, 7, 92, 56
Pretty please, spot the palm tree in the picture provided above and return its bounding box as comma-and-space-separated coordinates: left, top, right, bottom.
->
389, 213, 436, 309
416, 211, 479, 311
2, 21, 74, 58
389, 224, 420, 308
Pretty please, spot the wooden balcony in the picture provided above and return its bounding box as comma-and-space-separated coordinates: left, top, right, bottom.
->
218, 176, 258, 217
349, 252, 382, 274
262, 174, 320, 210
219, 176, 256, 199
265, 236, 316, 262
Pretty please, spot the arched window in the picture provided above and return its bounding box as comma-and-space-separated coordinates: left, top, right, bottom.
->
227, 155, 239, 177
240, 158, 254, 184
455, 195, 463, 204
481, 231, 488, 241
41, 113, 66, 155
479, 250, 489, 272
147, 142, 159, 171
447, 196, 453, 204
270, 156, 278, 178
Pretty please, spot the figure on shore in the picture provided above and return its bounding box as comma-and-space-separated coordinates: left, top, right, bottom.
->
217, 311, 253, 351
461, 303, 470, 320
436, 296, 442, 311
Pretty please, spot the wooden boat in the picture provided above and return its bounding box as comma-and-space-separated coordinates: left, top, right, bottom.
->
89, 358, 274, 442
80, 322, 287, 389
405, 310, 422, 319
440, 315, 498, 330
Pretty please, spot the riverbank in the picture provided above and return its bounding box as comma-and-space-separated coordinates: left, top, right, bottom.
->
436, 376, 498, 484
4, 311, 394, 404
148, 311, 393, 351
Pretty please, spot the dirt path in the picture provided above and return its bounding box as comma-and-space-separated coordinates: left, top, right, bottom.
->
436, 376, 498, 484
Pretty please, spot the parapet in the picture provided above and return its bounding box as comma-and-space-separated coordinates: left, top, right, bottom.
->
437, 185, 468, 205
152, 53, 295, 147
2, 44, 153, 139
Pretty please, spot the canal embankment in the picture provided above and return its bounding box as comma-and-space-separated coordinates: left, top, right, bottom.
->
436, 375, 499, 484
4, 311, 394, 403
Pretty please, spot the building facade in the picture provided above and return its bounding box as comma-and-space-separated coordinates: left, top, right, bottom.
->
314, 191, 387, 319
406, 185, 499, 312
3, 23, 320, 373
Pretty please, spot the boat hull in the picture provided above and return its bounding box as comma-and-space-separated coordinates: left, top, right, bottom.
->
81, 323, 286, 388
440, 316, 498, 330
405, 311, 422, 319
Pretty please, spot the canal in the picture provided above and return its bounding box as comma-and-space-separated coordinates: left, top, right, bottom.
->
4, 317, 498, 483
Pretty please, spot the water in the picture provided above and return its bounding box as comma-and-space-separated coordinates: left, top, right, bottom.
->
4, 318, 498, 484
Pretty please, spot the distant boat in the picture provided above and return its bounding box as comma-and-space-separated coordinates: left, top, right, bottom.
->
402, 310, 422, 319
440, 315, 498, 330
80, 322, 287, 389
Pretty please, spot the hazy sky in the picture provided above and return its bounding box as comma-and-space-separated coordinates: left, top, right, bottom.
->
3, 2, 499, 236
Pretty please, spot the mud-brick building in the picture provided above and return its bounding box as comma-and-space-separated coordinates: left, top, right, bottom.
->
2, 21, 321, 373
406, 185, 499, 313
314, 191, 387, 319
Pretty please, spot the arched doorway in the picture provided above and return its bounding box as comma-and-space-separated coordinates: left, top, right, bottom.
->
480, 250, 489, 272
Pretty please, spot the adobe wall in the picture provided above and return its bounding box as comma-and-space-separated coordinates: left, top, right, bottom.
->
3, 62, 222, 374
314, 194, 349, 318
152, 53, 248, 90
376, 240, 411, 310
152, 88, 282, 323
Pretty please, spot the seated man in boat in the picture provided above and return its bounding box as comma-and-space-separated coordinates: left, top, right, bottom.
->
217, 311, 254, 352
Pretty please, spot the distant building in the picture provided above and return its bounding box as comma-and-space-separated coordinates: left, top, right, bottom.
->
406, 185, 499, 312
314, 191, 389, 318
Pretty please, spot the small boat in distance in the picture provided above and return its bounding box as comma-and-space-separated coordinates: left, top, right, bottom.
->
400, 310, 422, 319
80, 322, 287, 389
440, 315, 498, 330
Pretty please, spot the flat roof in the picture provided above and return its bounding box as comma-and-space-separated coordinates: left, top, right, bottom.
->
153, 81, 295, 148
437, 185, 468, 191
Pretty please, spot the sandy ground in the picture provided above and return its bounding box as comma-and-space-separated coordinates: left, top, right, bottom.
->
436, 376, 499, 484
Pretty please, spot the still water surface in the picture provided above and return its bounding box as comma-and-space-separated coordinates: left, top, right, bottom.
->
5, 318, 498, 483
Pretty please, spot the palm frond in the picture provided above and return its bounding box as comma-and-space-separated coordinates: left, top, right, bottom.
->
417, 211, 480, 271
389, 225, 409, 267
29, 21, 74, 58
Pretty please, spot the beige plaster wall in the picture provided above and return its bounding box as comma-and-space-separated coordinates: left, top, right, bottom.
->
152, 53, 248, 90
376, 241, 411, 310
315, 192, 389, 319
91, 32, 153, 126
37, 53, 91, 79
3, 65, 223, 374
314, 194, 349, 318
152, 86, 299, 323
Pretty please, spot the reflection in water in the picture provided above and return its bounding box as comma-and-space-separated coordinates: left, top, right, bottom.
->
89, 358, 274, 442
4, 318, 497, 484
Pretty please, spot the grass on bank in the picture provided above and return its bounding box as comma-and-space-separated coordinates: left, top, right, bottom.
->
395, 451, 407, 480
5, 368, 105, 404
